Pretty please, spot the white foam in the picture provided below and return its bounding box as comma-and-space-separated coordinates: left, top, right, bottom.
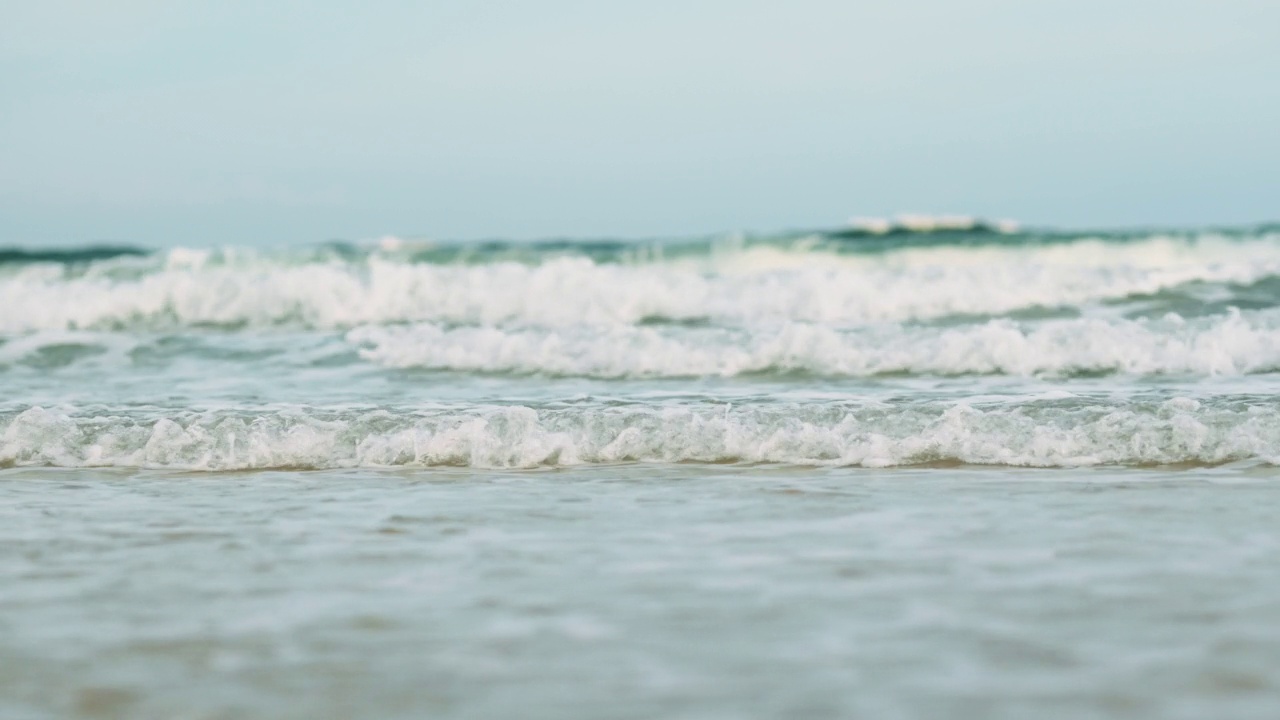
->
0, 234, 1276, 331
3, 399, 1278, 470
349, 310, 1280, 378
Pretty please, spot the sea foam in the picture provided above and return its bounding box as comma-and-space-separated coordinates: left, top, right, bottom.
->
349, 310, 1280, 378
1, 233, 1277, 331
3, 399, 1277, 470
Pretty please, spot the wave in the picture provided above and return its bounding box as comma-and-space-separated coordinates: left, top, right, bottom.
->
349, 311, 1280, 378
1, 232, 1278, 331
2, 398, 1278, 470
0, 245, 150, 266
6, 310, 1280, 379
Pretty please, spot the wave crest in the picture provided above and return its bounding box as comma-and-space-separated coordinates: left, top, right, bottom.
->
3, 399, 1277, 470
348, 310, 1280, 378
1, 233, 1277, 331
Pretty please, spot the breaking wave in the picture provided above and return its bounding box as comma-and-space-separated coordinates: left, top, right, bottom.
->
349, 310, 1280, 378
6, 309, 1280, 379
0, 232, 1277, 331
3, 398, 1279, 470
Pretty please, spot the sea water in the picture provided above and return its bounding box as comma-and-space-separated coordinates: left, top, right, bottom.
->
2, 226, 1279, 718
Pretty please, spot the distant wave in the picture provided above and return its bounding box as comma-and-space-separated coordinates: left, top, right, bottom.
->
3, 224, 1276, 269
1, 231, 1278, 331
3, 398, 1277, 470
358, 223, 1280, 261
5, 311, 1279, 378
0, 245, 149, 266
349, 310, 1280, 378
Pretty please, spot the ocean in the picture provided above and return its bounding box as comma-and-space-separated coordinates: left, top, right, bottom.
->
3, 224, 1279, 719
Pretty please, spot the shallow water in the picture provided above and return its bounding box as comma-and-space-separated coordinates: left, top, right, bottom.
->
3, 225, 1280, 717
3, 465, 1279, 720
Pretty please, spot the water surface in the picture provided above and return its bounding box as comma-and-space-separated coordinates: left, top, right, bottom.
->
3, 224, 1280, 718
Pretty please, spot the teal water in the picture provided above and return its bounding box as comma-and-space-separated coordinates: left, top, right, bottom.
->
3, 224, 1280, 718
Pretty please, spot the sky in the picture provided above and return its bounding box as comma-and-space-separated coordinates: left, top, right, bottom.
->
2, 0, 1278, 247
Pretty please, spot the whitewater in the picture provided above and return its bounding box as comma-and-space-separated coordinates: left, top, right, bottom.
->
3, 225, 1280, 470
6, 224, 1280, 720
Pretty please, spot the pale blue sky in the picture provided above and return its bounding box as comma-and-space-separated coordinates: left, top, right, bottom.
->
2, 0, 1277, 246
